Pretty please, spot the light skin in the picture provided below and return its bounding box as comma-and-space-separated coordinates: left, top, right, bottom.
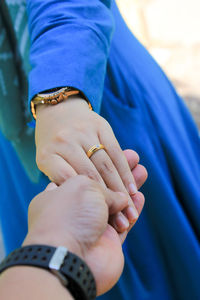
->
36, 96, 142, 233
0, 150, 147, 299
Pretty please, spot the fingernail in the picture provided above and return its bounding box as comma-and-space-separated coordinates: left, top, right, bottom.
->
126, 206, 138, 223
129, 183, 137, 195
115, 213, 129, 230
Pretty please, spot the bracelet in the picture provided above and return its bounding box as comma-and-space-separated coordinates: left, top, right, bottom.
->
31, 87, 92, 120
0, 245, 96, 300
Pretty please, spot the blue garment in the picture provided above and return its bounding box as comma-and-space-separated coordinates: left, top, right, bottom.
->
27, 0, 114, 113
0, 1, 200, 299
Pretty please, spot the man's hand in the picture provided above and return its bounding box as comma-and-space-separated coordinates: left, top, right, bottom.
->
24, 151, 147, 295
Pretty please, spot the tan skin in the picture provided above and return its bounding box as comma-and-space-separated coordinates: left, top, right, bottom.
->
0, 150, 147, 299
36, 96, 145, 232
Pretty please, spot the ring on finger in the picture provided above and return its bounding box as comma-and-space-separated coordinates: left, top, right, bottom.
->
87, 144, 106, 159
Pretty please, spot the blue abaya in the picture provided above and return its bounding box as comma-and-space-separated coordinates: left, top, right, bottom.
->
0, 1, 200, 299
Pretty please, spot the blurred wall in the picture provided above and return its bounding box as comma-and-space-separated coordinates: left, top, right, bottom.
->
116, 0, 200, 128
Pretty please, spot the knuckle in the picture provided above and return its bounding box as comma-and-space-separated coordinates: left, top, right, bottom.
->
57, 169, 71, 183
54, 130, 70, 144
49, 169, 70, 185
76, 175, 94, 190
84, 169, 101, 182
74, 123, 87, 134
99, 160, 114, 175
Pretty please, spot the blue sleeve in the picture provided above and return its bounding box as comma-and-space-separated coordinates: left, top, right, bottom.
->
26, 0, 114, 113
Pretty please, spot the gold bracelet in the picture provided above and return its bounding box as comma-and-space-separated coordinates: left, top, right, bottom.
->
31, 87, 92, 120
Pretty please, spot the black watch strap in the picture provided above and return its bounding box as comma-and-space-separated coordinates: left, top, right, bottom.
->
0, 245, 96, 300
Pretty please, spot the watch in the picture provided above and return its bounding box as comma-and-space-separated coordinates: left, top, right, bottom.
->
31, 87, 92, 119
0, 245, 96, 300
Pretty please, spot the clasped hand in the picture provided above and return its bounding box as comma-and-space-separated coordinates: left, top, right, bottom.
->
24, 171, 145, 295
35, 96, 147, 234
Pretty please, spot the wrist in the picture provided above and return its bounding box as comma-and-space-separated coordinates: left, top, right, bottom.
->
0, 245, 96, 300
23, 231, 84, 260
36, 95, 90, 118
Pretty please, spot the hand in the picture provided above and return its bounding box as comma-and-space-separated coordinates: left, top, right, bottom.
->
35, 97, 141, 232
24, 151, 147, 295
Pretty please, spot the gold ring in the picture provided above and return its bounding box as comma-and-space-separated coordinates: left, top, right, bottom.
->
87, 144, 106, 159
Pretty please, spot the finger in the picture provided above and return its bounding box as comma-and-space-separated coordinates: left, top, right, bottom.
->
132, 164, 148, 190
124, 191, 145, 230
99, 130, 138, 196
103, 190, 129, 215
86, 148, 138, 221
59, 175, 129, 223
131, 192, 145, 216
85, 144, 132, 195
122, 203, 140, 225
58, 144, 106, 187
123, 191, 145, 224
45, 182, 57, 191
119, 193, 145, 243
123, 149, 140, 170
57, 143, 132, 233
83, 142, 139, 229
37, 153, 77, 185
109, 212, 129, 233
94, 184, 130, 232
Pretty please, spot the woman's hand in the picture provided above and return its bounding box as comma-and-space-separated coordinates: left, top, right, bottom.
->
24, 155, 146, 295
35, 96, 143, 232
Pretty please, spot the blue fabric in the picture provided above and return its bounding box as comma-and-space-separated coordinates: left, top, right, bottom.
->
27, 0, 114, 112
0, 131, 48, 253
0, 1, 200, 299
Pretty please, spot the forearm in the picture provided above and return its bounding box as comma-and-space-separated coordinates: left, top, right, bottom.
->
0, 266, 73, 300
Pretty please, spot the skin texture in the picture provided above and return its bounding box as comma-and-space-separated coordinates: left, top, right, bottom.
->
35, 96, 141, 233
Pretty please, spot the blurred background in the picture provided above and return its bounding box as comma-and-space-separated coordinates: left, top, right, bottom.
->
117, 0, 200, 128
